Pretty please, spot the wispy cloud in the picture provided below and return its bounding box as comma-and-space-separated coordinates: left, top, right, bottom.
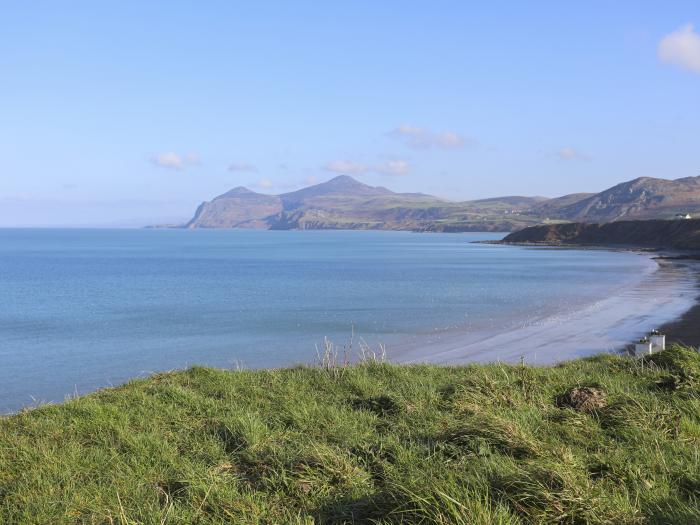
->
256, 179, 274, 189
375, 160, 410, 176
324, 159, 411, 176
388, 125, 472, 150
557, 147, 590, 161
228, 162, 258, 173
150, 152, 200, 170
324, 160, 369, 175
658, 24, 700, 74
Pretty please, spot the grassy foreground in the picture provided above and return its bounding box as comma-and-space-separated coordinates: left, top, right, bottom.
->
1, 347, 699, 524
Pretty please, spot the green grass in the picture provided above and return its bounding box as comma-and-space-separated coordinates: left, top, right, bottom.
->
1, 346, 699, 524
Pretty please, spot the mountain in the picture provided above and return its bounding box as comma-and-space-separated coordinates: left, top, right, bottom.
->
502, 218, 700, 250
178, 174, 700, 232
184, 175, 545, 231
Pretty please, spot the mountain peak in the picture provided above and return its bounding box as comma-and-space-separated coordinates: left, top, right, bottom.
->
318, 175, 377, 190
215, 186, 257, 200
328, 174, 356, 182
325, 174, 361, 184
280, 175, 394, 201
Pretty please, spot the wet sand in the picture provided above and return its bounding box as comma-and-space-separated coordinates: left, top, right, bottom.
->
661, 303, 700, 348
658, 259, 700, 348
391, 256, 699, 365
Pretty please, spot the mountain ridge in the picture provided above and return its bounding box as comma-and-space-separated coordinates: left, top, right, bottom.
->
177, 174, 700, 232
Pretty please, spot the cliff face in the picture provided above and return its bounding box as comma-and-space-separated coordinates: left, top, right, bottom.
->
503, 219, 700, 250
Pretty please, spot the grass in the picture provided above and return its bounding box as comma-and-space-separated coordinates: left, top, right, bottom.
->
0, 346, 699, 524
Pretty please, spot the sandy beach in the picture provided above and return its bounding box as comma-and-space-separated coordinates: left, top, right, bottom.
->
392, 255, 700, 365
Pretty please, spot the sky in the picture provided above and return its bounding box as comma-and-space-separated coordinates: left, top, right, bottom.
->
1, 1, 699, 227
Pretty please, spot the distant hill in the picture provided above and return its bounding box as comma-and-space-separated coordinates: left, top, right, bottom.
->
177, 174, 700, 232
503, 218, 700, 250
184, 175, 545, 232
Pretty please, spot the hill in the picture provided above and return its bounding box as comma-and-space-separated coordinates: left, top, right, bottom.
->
184, 175, 545, 232
531, 176, 700, 223
1, 347, 698, 523
503, 218, 700, 250
177, 174, 700, 232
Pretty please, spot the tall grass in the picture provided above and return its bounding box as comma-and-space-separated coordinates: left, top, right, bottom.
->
0, 345, 698, 524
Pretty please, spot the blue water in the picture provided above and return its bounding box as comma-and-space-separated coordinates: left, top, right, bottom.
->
0, 229, 671, 413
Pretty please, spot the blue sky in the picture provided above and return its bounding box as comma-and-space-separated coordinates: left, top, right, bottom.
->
1, 1, 699, 226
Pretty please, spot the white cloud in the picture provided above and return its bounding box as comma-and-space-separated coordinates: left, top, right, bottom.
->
324, 159, 410, 176
388, 125, 471, 150
557, 147, 590, 161
324, 160, 369, 175
436, 131, 466, 149
150, 152, 200, 170
256, 179, 274, 189
375, 159, 410, 176
388, 125, 433, 149
658, 24, 700, 74
228, 162, 258, 173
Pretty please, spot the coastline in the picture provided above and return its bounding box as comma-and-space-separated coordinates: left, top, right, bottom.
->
390, 251, 700, 365
496, 240, 700, 350
658, 258, 700, 347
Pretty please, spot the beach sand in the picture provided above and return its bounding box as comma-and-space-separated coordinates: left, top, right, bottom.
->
391, 256, 699, 365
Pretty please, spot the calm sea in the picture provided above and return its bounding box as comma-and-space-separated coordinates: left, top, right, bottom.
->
0, 229, 690, 412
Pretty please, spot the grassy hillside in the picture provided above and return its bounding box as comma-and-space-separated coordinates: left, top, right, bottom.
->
1, 347, 699, 524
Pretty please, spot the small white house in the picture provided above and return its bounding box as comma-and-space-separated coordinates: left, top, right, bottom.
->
649, 330, 666, 352
675, 213, 692, 220
635, 338, 653, 357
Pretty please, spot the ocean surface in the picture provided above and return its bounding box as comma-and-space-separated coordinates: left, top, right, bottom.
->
0, 229, 696, 413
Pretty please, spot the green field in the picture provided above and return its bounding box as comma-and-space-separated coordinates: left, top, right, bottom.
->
1, 347, 698, 524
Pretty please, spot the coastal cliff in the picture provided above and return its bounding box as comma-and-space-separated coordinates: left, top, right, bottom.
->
503, 219, 700, 250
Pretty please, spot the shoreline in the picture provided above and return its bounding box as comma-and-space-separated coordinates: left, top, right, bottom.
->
490, 241, 700, 350
390, 252, 700, 365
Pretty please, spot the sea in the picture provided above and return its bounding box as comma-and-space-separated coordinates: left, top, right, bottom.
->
0, 228, 696, 413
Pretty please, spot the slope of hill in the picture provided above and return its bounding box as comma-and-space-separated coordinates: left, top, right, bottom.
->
528, 192, 595, 217
503, 218, 700, 250
536, 176, 700, 222
2, 347, 698, 523
186, 187, 283, 229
